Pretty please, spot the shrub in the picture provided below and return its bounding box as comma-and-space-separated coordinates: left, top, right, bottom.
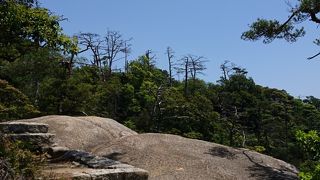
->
0, 135, 45, 179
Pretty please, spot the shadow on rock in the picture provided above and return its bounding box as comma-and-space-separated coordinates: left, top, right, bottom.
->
103, 152, 126, 161
243, 151, 298, 180
205, 146, 236, 159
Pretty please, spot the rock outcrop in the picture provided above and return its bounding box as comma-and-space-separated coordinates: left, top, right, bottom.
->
7, 115, 299, 180
42, 147, 148, 180
19, 115, 137, 151
0, 120, 148, 180
93, 133, 298, 180
0, 122, 54, 150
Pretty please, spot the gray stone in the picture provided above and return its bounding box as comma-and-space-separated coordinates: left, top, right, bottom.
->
49, 149, 120, 169
41, 165, 149, 180
0, 122, 48, 134
71, 168, 149, 180
6, 133, 55, 149
47, 146, 70, 158
42, 149, 149, 179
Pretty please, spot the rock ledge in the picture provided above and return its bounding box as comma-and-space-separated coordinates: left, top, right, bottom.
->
0, 121, 148, 180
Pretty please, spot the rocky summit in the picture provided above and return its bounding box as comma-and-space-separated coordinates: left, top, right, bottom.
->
10, 115, 299, 180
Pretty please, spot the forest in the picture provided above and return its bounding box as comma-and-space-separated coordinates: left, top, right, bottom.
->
1, 0, 320, 179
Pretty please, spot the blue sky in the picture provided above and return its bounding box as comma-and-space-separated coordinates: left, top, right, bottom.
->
40, 0, 320, 98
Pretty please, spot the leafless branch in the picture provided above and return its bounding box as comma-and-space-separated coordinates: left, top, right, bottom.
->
308, 51, 320, 60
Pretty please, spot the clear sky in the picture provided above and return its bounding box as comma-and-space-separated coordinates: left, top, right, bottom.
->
40, 0, 320, 98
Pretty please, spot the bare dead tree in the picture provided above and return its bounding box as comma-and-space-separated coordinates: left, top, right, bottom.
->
77, 31, 132, 79
220, 61, 247, 81
220, 60, 231, 80
104, 30, 131, 77
175, 56, 190, 96
166, 47, 174, 87
121, 42, 132, 73
77, 32, 108, 80
188, 54, 207, 81
175, 54, 207, 96
187, 55, 207, 94
77, 33, 103, 67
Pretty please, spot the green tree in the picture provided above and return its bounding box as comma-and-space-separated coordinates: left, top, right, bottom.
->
120, 55, 168, 131
304, 96, 320, 110
0, 80, 39, 121
37, 66, 99, 115
241, 0, 320, 59
0, 0, 74, 62
216, 66, 257, 147
0, 48, 65, 105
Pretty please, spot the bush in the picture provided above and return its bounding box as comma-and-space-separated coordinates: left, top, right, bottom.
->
249, 146, 266, 153
0, 135, 45, 179
296, 130, 320, 180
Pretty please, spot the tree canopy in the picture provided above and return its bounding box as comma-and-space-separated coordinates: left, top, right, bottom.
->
241, 0, 320, 59
0, 0, 74, 62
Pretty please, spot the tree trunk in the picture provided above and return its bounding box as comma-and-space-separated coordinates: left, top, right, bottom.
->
184, 58, 189, 97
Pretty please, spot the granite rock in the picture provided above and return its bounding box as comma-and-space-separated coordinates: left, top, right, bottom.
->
0, 122, 48, 134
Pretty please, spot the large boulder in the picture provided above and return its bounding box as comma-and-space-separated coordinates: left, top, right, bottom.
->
18, 116, 298, 180
92, 133, 298, 180
19, 115, 137, 151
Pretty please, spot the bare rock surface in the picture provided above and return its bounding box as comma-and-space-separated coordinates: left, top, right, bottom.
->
18, 116, 298, 180
92, 133, 298, 180
19, 115, 137, 151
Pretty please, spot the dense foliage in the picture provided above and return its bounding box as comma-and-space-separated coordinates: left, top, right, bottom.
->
0, 80, 39, 121
1, 0, 320, 178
